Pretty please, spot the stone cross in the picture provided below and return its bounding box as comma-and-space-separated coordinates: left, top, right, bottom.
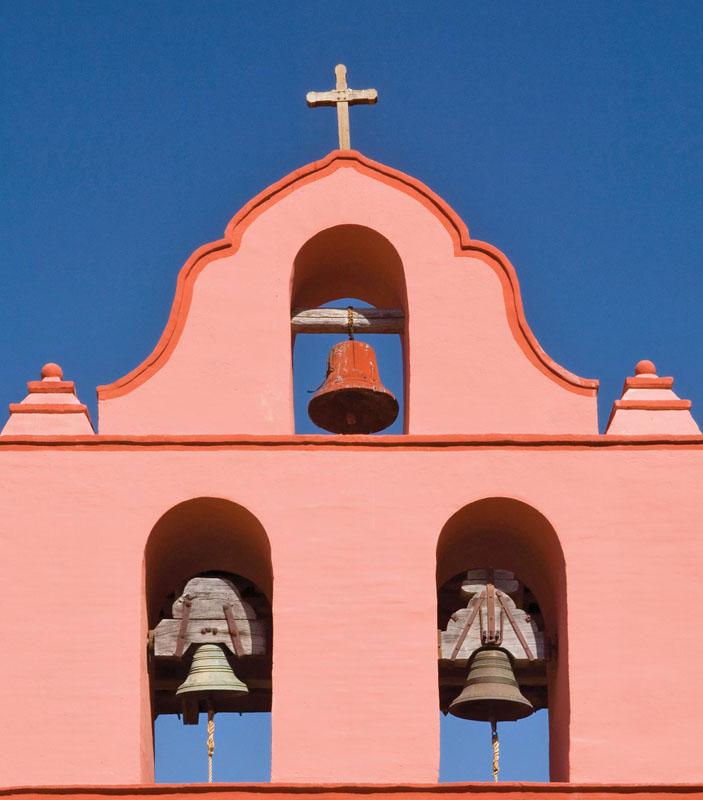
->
306, 64, 378, 150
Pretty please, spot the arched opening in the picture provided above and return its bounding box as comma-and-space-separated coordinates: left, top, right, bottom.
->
144, 497, 273, 782
291, 224, 407, 310
291, 225, 408, 434
436, 498, 568, 782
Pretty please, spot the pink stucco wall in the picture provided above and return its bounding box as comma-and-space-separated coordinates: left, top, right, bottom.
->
1, 153, 701, 789
1, 439, 702, 785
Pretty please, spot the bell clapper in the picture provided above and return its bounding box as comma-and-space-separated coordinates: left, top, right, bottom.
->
491, 719, 499, 782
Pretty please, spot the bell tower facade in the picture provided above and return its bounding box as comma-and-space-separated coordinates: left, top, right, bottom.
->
1, 147, 702, 798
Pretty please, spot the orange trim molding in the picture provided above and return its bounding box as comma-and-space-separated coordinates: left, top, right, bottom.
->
97, 150, 598, 402
1, 784, 702, 798
8, 404, 89, 414
26, 381, 76, 394
613, 399, 691, 411
623, 376, 674, 391
1, 433, 702, 451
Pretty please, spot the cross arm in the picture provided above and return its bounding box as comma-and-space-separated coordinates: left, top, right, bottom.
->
306, 88, 378, 108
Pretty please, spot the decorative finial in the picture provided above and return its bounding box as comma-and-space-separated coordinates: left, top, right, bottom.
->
635, 360, 656, 376
306, 64, 378, 150
41, 363, 63, 380
605, 358, 700, 435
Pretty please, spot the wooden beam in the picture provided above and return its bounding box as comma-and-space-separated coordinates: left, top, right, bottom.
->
291, 307, 404, 334
153, 618, 267, 657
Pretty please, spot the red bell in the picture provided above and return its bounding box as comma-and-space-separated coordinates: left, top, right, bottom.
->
308, 339, 399, 434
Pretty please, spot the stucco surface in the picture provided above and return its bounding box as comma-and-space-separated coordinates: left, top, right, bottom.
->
0, 443, 701, 785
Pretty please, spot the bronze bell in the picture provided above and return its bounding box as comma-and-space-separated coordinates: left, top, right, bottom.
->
176, 644, 248, 723
448, 647, 534, 722
308, 339, 399, 434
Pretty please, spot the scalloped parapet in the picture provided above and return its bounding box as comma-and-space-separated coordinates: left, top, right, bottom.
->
1, 363, 94, 436
605, 360, 700, 435
96, 151, 598, 435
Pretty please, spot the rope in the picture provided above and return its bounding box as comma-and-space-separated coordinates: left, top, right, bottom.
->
207, 708, 215, 783
491, 721, 499, 782
347, 306, 355, 340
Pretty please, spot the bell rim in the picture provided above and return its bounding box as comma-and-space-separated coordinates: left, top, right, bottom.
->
447, 696, 535, 722
308, 387, 399, 434
176, 683, 249, 697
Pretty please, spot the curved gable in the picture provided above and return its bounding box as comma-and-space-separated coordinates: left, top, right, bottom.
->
97, 151, 597, 435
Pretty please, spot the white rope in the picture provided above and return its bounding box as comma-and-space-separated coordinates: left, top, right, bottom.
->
207, 709, 215, 783
491, 721, 499, 782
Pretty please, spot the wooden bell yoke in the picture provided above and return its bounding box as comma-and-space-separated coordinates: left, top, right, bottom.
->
291, 306, 405, 335
151, 575, 269, 723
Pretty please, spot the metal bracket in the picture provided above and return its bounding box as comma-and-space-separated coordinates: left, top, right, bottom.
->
497, 590, 535, 661
450, 590, 485, 660
174, 596, 192, 658
481, 582, 503, 646
223, 603, 245, 658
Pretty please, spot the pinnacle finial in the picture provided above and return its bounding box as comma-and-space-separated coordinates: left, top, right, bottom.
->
635, 360, 656, 376
41, 363, 63, 380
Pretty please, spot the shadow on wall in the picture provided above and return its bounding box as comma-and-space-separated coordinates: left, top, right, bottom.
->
145, 497, 272, 624
291, 224, 408, 310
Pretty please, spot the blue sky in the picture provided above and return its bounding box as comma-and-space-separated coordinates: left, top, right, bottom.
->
2, 0, 702, 782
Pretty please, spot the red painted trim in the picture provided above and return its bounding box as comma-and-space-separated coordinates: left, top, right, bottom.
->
1, 784, 702, 796
1, 434, 703, 451
613, 400, 691, 411
605, 395, 693, 431
27, 381, 76, 394
623, 377, 674, 391
96, 151, 598, 402
8, 403, 89, 414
